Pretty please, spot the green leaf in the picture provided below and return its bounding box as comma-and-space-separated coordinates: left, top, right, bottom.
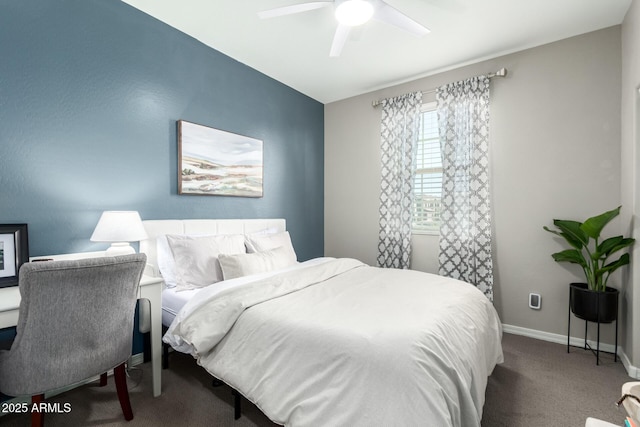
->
597, 236, 635, 258
551, 249, 588, 268
581, 206, 621, 239
551, 220, 588, 247
543, 226, 584, 249
596, 253, 630, 276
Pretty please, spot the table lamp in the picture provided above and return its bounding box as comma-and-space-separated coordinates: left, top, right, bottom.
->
90, 211, 148, 256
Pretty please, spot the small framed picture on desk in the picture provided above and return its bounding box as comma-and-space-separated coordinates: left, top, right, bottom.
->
0, 224, 29, 288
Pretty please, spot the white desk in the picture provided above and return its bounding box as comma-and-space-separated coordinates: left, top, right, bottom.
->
0, 252, 164, 397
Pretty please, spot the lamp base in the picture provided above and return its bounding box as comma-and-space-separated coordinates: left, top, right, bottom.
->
105, 242, 136, 256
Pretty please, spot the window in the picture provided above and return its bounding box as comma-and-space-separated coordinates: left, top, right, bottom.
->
412, 102, 442, 234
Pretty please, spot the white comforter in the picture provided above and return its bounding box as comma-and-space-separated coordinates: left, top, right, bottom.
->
164, 258, 503, 427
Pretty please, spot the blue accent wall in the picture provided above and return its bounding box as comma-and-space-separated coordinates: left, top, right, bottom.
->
0, 0, 324, 259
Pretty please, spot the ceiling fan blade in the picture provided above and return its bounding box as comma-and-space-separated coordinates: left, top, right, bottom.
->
329, 24, 351, 57
258, 1, 333, 19
372, 0, 430, 36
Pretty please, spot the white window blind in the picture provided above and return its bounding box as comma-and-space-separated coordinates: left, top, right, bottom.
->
412, 102, 442, 234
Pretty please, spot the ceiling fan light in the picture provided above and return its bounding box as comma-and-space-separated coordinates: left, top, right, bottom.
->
335, 0, 374, 27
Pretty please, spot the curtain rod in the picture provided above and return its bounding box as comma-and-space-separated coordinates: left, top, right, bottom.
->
371, 67, 508, 108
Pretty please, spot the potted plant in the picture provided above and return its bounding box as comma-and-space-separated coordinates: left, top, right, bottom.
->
543, 206, 635, 323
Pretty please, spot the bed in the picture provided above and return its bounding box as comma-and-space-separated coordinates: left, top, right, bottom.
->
140, 219, 503, 427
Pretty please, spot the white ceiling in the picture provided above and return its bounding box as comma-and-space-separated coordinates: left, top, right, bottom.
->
121, 0, 632, 104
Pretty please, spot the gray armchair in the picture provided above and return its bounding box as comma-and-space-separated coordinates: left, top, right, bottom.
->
0, 254, 146, 426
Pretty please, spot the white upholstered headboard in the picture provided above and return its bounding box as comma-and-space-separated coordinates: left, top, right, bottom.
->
139, 218, 286, 277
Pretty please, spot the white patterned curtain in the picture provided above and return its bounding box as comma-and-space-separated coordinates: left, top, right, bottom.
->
377, 91, 422, 269
437, 76, 494, 301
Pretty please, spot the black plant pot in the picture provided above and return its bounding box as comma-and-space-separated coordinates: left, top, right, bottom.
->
569, 283, 619, 323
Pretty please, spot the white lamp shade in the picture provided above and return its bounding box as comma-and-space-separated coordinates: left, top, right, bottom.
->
90, 211, 148, 243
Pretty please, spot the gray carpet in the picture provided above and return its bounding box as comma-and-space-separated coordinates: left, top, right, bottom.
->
0, 333, 633, 426
482, 333, 631, 427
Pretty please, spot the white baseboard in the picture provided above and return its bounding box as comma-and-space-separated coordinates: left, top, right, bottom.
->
618, 351, 640, 379
130, 352, 145, 367
503, 323, 640, 379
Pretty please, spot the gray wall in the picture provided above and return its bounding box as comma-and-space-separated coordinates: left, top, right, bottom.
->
325, 27, 622, 345
0, 0, 324, 259
622, 0, 640, 370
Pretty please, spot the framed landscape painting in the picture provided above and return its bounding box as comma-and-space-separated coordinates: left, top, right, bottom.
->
0, 224, 29, 288
178, 120, 263, 197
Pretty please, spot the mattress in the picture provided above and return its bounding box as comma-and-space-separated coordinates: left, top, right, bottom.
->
161, 288, 201, 326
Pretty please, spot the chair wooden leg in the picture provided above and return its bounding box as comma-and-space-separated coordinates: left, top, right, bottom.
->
31, 394, 44, 427
100, 372, 108, 386
114, 363, 133, 421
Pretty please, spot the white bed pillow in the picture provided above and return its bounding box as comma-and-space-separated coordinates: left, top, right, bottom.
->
218, 246, 297, 280
245, 231, 297, 262
166, 234, 246, 290
156, 234, 178, 288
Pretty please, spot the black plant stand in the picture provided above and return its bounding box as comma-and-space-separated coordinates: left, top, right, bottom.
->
567, 286, 618, 365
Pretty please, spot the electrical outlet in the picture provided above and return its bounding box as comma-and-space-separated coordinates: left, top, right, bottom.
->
529, 293, 541, 310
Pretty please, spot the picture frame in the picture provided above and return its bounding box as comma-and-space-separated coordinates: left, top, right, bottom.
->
178, 120, 264, 197
0, 224, 29, 288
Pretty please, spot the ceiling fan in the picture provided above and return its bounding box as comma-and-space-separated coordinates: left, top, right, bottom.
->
258, 0, 430, 57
